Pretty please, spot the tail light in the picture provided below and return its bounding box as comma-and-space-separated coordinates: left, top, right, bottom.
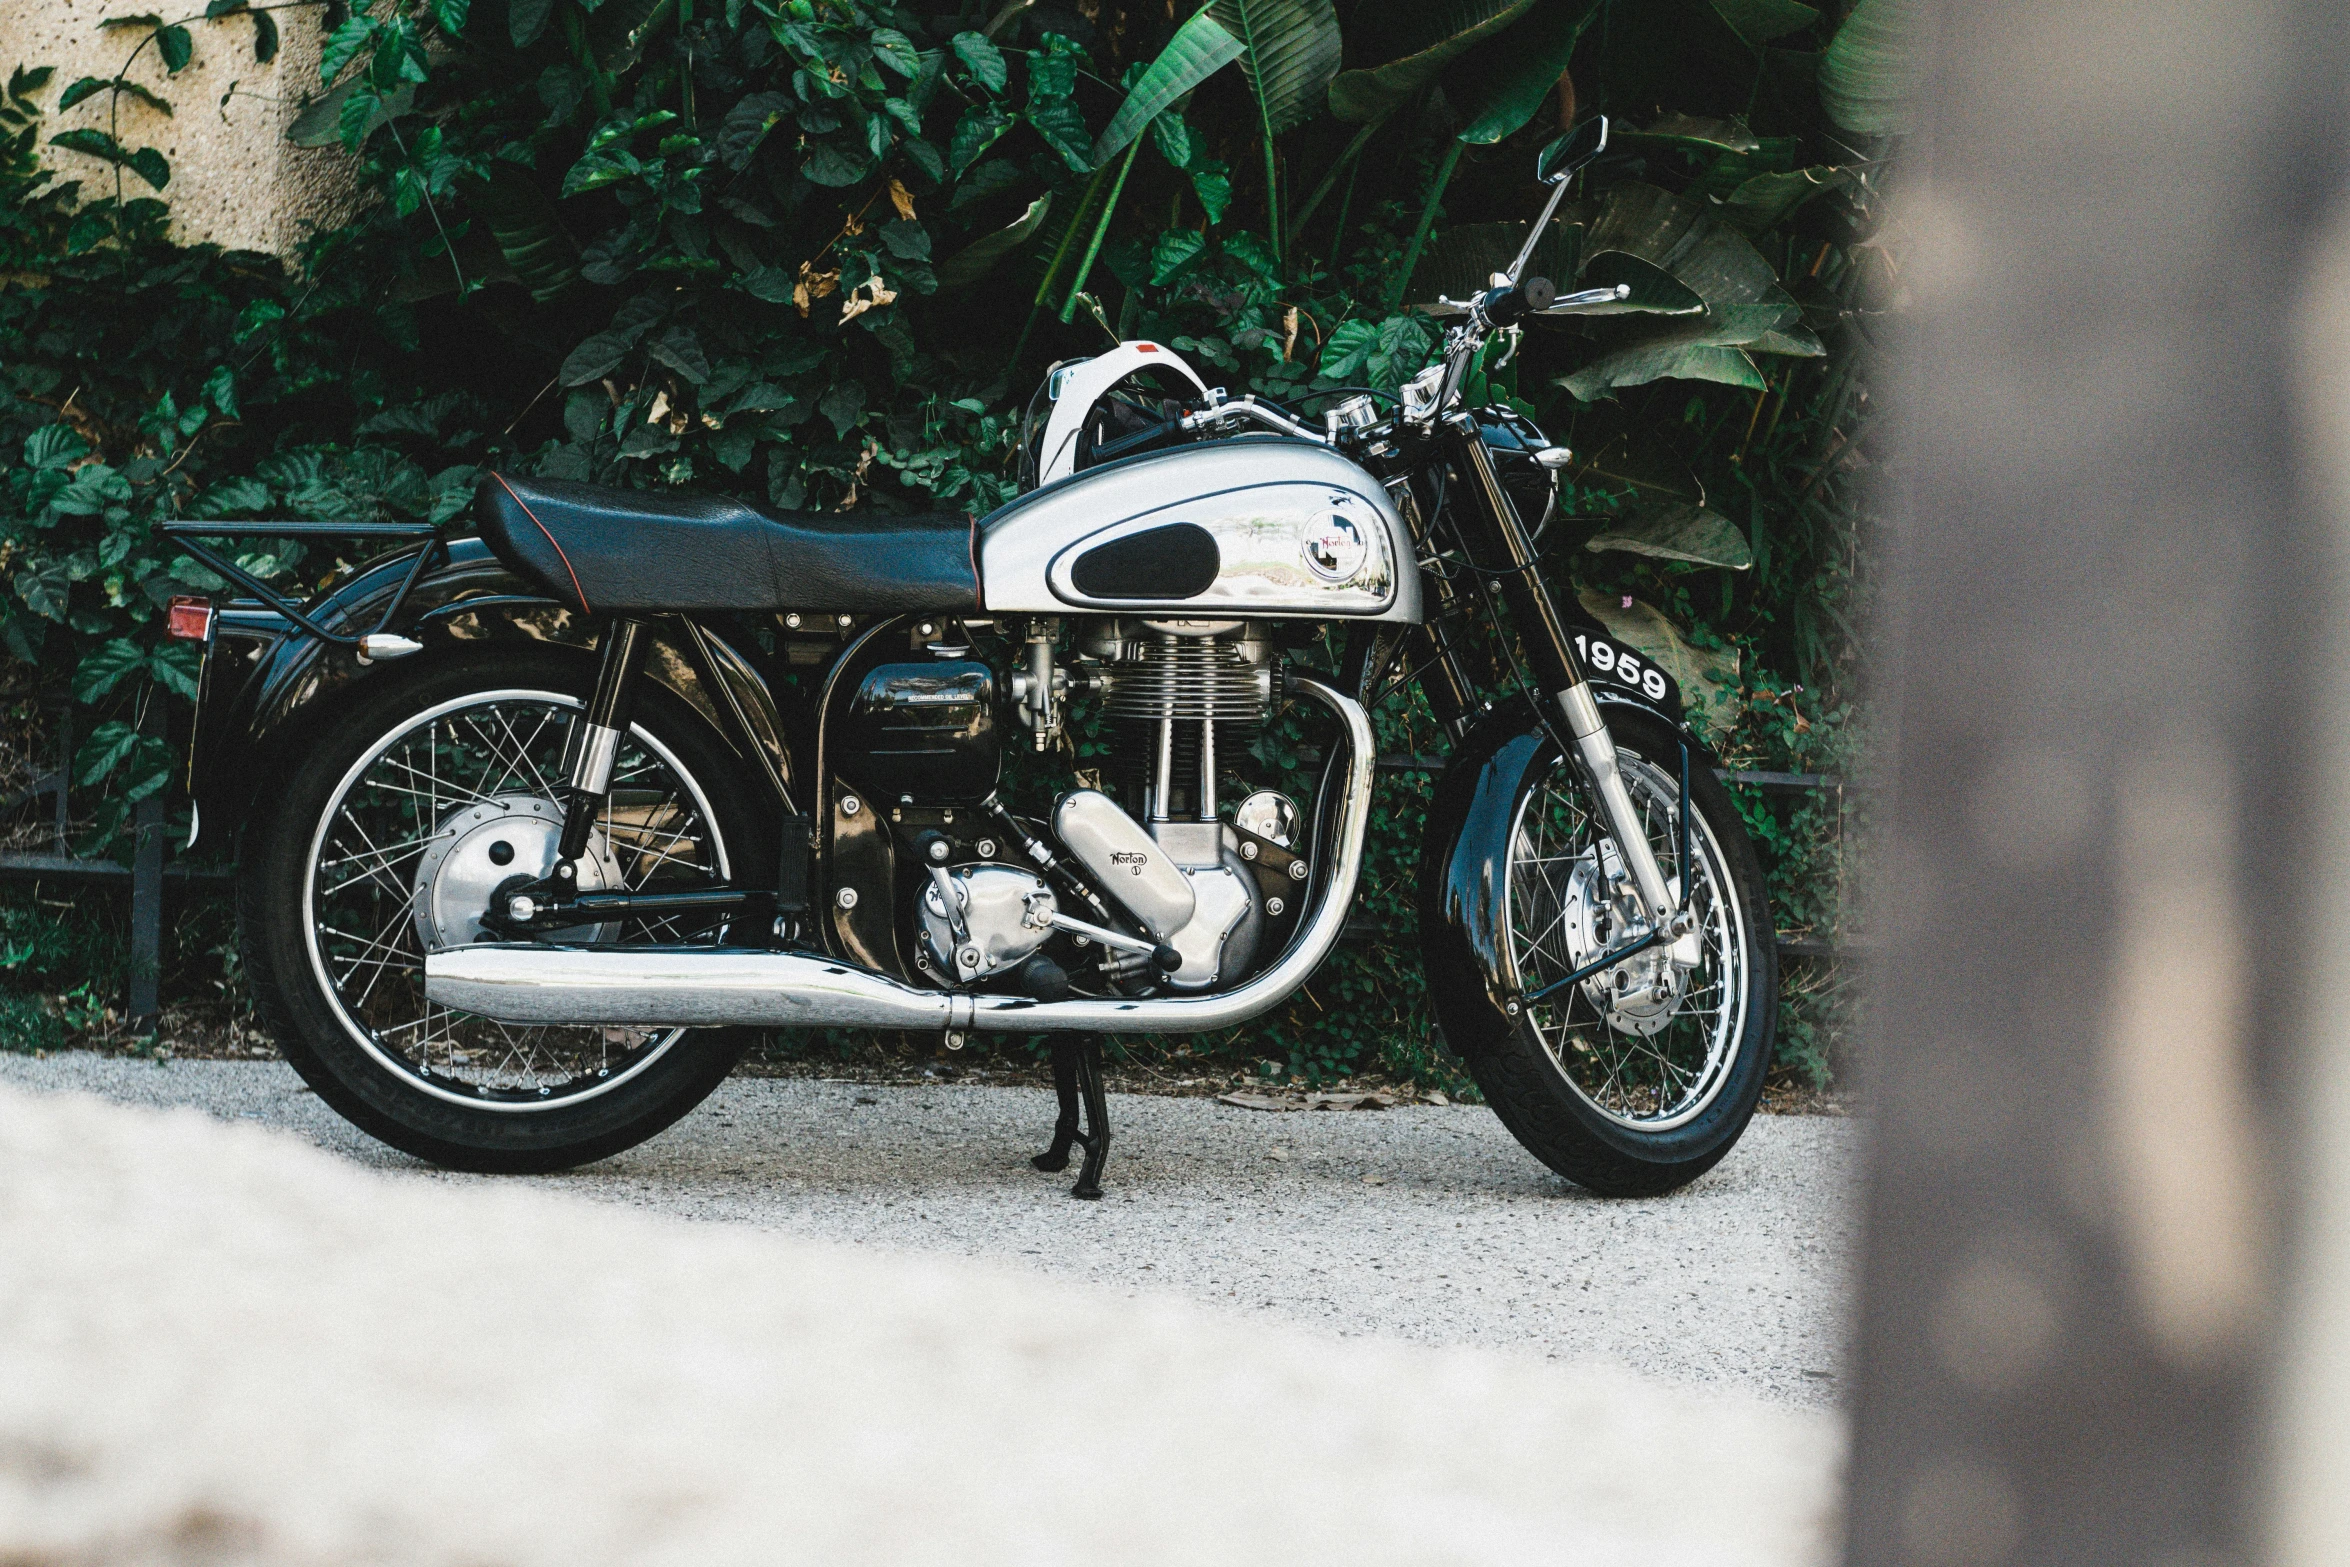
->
165, 596, 214, 642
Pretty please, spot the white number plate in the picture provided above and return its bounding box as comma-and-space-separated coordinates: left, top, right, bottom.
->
1571, 631, 1675, 707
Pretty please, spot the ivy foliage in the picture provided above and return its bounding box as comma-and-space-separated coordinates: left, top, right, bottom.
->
1, 0, 1901, 1085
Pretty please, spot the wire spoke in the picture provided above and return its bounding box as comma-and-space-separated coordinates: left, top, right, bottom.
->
1506, 749, 1750, 1127
308, 691, 729, 1112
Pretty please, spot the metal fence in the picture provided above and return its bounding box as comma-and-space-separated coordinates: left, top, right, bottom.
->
0, 732, 1850, 1031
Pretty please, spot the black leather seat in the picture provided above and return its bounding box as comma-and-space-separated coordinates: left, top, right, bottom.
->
476, 473, 979, 617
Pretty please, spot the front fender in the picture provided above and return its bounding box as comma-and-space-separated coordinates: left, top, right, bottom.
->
190, 537, 799, 850
1415, 698, 1718, 1020
1418, 703, 1557, 1019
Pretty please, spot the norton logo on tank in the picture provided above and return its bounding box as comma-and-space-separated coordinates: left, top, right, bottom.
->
1301, 501, 1369, 584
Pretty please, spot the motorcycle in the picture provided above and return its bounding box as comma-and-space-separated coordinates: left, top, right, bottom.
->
167, 116, 1775, 1198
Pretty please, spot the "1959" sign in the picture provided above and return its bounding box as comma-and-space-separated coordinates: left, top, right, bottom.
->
1571, 631, 1672, 706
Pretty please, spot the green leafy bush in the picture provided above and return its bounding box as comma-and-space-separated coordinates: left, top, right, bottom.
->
1, 0, 1892, 1087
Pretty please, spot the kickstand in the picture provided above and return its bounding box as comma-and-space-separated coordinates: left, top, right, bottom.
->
1032, 1034, 1111, 1199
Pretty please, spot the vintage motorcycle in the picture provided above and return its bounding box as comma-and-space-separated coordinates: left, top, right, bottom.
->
168, 117, 1774, 1198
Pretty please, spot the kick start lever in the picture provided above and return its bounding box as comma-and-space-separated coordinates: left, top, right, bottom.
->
1045, 910, 1181, 974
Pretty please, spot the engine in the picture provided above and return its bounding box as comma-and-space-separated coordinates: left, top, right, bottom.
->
828, 615, 1307, 1003
1064, 619, 1277, 988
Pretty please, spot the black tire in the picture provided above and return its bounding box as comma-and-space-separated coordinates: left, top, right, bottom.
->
1423, 705, 1777, 1196
239, 644, 772, 1173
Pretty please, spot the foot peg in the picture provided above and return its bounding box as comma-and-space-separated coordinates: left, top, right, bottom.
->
1032, 1034, 1111, 1199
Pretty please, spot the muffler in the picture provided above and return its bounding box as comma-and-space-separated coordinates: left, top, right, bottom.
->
424, 676, 1374, 1035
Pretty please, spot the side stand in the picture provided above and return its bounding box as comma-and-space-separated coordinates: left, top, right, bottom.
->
1032, 1034, 1111, 1200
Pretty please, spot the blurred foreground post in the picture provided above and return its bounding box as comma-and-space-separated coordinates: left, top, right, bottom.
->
1844, 3, 2350, 1564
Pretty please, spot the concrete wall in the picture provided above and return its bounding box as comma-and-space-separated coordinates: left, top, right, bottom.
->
2, 0, 357, 254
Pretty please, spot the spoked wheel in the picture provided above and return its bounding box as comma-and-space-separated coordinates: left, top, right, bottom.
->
240, 646, 772, 1171
1508, 742, 1749, 1130
1426, 706, 1776, 1196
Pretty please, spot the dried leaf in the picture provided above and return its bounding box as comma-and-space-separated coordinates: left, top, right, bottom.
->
1308, 1090, 1397, 1111
1217, 1089, 1400, 1112
836, 274, 897, 322
793, 261, 840, 318
887, 177, 916, 221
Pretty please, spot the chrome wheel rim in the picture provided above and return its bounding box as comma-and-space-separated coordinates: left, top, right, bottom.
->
1503, 751, 1749, 1132
302, 688, 733, 1112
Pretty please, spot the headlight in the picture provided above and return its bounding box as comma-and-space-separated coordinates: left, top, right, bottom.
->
1475, 406, 1561, 540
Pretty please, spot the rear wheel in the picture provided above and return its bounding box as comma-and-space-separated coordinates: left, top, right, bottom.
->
239, 646, 771, 1172
1426, 706, 1777, 1196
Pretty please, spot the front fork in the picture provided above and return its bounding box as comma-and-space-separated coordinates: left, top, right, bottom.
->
1447, 419, 1697, 965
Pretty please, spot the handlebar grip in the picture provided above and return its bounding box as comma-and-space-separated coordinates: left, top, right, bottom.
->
1483, 276, 1555, 326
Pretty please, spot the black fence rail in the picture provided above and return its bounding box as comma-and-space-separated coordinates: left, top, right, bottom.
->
1375, 754, 1855, 960
0, 740, 1857, 1033
0, 745, 234, 1029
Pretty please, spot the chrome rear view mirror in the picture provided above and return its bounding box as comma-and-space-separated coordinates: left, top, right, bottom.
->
1536, 114, 1608, 185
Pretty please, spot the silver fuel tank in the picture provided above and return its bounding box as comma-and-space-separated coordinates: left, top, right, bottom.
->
977, 437, 1423, 622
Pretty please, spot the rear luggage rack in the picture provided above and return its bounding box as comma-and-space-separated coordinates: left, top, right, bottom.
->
157, 520, 445, 647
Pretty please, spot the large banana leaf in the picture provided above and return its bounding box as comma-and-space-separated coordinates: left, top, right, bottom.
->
1704, 0, 1817, 48
1578, 590, 1744, 736
1090, 11, 1245, 168
1560, 303, 1824, 400
1819, 0, 1920, 135
1564, 335, 1768, 399
1326, 0, 1540, 124
1583, 182, 1793, 317
1205, 0, 1342, 138
935, 194, 1053, 290
1613, 113, 1763, 155
1714, 165, 1852, 235
1558, 182, 1823, 401
1585, 501, 1754, 569
1578, 253, 1706, 316
1448, 0, 1599, 145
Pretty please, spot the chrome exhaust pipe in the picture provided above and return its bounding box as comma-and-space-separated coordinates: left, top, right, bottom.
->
425, 676, 1377, 1035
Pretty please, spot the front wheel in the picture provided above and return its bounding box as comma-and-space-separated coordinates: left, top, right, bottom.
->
1423, 705, 1777, 1196
238, 645, 773, 1172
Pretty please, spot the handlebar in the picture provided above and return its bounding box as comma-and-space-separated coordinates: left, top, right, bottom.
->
1179, 396, 1328, 443
1480, 275, 1557, 326
1538, 283, 1634, 313
1446, 277, 1632, 326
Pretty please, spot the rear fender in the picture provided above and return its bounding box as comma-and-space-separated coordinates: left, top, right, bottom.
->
190, 536, 800, 850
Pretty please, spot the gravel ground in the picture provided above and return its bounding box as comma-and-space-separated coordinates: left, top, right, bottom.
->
0, 1052, 1861, 1406
2, 1079, 1842, 1564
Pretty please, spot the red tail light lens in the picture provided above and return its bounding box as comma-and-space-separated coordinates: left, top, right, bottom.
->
166, 596, 213, 642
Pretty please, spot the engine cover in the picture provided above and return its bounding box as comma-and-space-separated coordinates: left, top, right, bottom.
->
1052, 789, 1194, 938
836, 660, 997, 804
917, 864, 1056, 984
1165, 853, 1262, 990
1054, 788, 1267, 991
